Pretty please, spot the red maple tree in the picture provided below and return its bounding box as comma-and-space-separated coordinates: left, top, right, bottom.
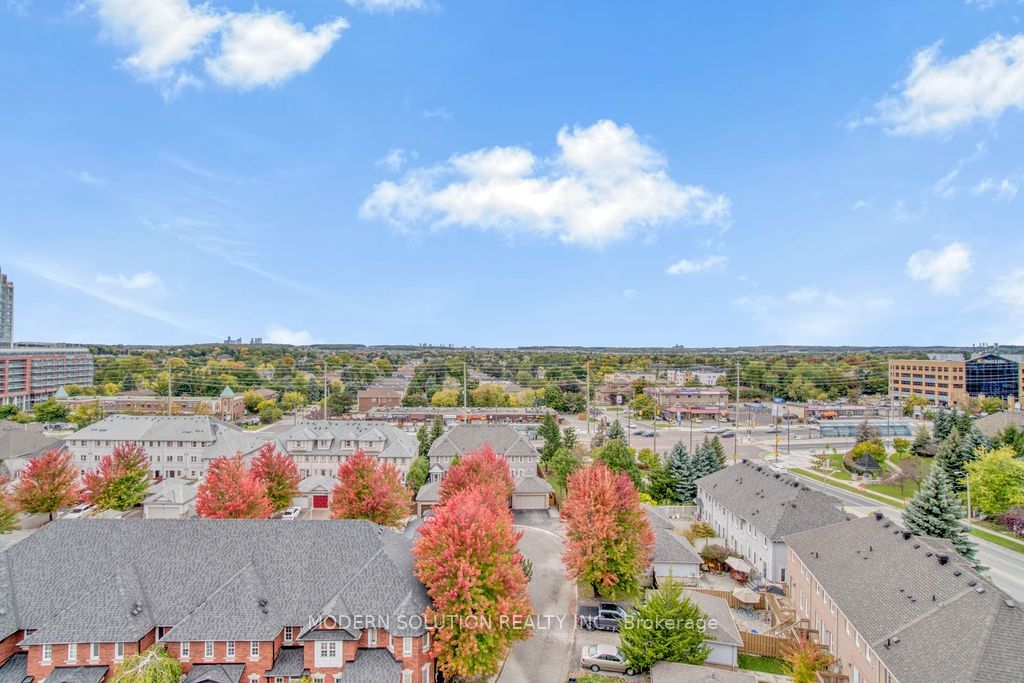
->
250, 442, 301, 513
439, 443, 515, 509
14, 448, 80, 521
562, 462, 654, 598
413, 486, 532, 679
195, 454, 272, 519
81, 443, 150, 511
330, 450, 410, 526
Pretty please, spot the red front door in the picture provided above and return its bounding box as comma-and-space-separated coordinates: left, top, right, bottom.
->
312, 494, 329, 509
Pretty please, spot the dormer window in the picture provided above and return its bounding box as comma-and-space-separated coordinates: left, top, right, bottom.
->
318, 440, 330, 449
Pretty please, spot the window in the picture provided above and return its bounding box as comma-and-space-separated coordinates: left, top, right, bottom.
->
226, 642, 235, 659
115, 642, 124, 661
314, 642, 342, 668
367, 629, 377, 647
318, 642, 337, 659
403, 637, 412, 657
205, 641, 214, 659
67, 643, 77, 663
421, 663, 431, 682
313, 677, 324, 683
422, 632, 430, 653
249, 676, 259, 683
284, 627, 293, 643
180, 642, 190, 660
401, 671, 412, 683
90, 643, 100, 661
250, 641, 260, 659
42, 644, 52, 664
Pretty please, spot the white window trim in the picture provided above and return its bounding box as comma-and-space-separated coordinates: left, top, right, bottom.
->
204, 641, 214, 660
41, 644, 52, 664
180, 642, 190, 660
284, 627, 293, 643
422, 632, 430, 653
402, 637, 412, 657
67, 643, 77, 663
114, 642, 124, 661
367, 629, 377, 647
250, 641, 260, 660
226, 641, 235, 660
90, 643, 100, 662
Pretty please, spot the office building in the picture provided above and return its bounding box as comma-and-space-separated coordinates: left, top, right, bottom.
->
888, 350, 1024, 407
0, 268, 12, 348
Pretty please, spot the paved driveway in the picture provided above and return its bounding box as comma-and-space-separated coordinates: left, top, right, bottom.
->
499, 523, 575, 683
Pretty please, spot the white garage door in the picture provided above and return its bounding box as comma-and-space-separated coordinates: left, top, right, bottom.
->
512, 493, 547, 510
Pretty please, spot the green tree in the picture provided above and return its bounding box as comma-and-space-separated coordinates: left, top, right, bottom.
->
966, 446, 1024, 517
82, 443, 150, 511
904, 464, 977, 563
430, 416, 444, 443
69, 403, 103, 429
979, 396, 1004, 413
109, 646, 181, 683
605, 420, 626, 442
242, 390, 263, 413
279, 391, 305, 413
431, 389, 460, 407
416, 425, 431, 459
990, 424, 1024, 457
547, 446, 581, 492
0, 404, 19, 420
406, 455, 429, 491
326, 383, 353, 416
258, 402, 283, 425
850, 440, 886, 466
32, 399, 68, 423
538, 414, 562, 464
0, 479, 21, 534
619, 579, 710, 672
935, 426, 980, 494
630, 393, 658, 420
667, 443, 695, 503
855, 420, 881, 444
911, 425, 934, 457
593, 439, 641, 488
782, 635, 836, 683
562, 426, 578, 451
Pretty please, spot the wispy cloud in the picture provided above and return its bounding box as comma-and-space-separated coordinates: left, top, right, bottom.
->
345, 0, 431, 13
734, 287, 893, 344
69, 170, 107, 186
666, 255, 728, 275
266, 324, 316, 345
906, 241, 973, 294
422, 106, 453, 120
95, 271, 168, 296
971, 176, 1019, 201
376, 148, 417, 172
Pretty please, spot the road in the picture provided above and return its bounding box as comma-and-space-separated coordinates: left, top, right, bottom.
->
793, 472, 1024, 601
499, 522, 574, 683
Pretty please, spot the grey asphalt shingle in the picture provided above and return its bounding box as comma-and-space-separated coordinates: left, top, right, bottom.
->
643, 505, 674, 530
46, 667, 108, 683
651, 662, 756, 683
336, 649, 400, 683
652, 528, 701, 565
427, 424, 537, 461
0, 653, 27, 683
264, 647, 305, 677
683, 590, 743, 647
696, 460, 850, 540
785, 515, 1024, 683
2, 519, 430, 645
185, 664, 245, 683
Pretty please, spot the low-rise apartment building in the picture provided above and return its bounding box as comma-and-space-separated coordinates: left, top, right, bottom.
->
65, 415, 277, 480
696, 461, 850, 583
0, 519, 433, 683
55, 386, 246, 421
356, 386, 404, 414
785, 513, 1022, 683
0, 345, 94, 411
279, 421, 418, 478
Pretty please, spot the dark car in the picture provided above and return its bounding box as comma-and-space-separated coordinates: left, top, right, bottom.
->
576, 602, 628, 631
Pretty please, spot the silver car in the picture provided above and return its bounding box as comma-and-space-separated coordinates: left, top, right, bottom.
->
580, 644, 636, 675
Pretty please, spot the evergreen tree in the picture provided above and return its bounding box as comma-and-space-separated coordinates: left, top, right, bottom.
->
936, 427, 971, 493
430, 416, 444, 444
911, 425, 933, 457
416, 425, 431, 459
306, 377, 322, 403
406, 455, 429, 491
619, 579, 710, 672
904, 464, 977, 563
933, 410, 953, 442
562, 426, 578, 451
606, 419, 626, 442
548, 446, 582, 492
538, 414, 562, 464
667, 443, 696, 503
705, 436, 727, 469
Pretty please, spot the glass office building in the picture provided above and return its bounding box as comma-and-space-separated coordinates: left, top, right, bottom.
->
965, 353, 1020, 401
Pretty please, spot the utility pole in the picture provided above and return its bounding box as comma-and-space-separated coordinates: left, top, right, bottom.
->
585, 362, 591, 436
167, 366, 172, 416
323, 363, 328, 421
734, 360, 740, 462
463, 360, 468, 421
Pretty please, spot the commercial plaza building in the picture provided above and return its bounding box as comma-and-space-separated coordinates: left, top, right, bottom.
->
888, 351, 1024, 407
0, 345, 94, 411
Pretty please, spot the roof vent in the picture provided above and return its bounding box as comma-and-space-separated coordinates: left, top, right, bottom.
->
258, 598, 268, 607
976, 587, 986, 594
874, 511, 883, 520
902, 531, 912, 540
892, 637, 900, 645
913, 543, 920, 549
953, 570, 962, 577
1005, 599, 1017, 608
883, 522, 891, 528
968, 580, 978, 587
937, 554, 949, 565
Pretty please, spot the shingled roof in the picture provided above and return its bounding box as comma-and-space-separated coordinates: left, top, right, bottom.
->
785, 514, 1024, 683
427, 424, 538, 460
2, 519, 429, 646
696, 460, 849, 540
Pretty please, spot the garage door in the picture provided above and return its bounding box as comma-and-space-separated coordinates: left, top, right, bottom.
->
512, 494, 547, 510
312, 494, 329, 509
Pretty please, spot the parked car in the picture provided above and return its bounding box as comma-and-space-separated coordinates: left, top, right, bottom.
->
576, 602, 627, 631
280, 507, 302, 520
61, 503, 95, 519
703, 426, 724, 433
719, 430, 736, 438
718, 416, 730, 423
580, 644, 636, 676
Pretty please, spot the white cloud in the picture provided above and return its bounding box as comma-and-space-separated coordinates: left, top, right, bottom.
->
991, 268, 1024, 319
665, 255, 728, 275
850, 199, 869, 211
93, 0, 223, 80
266, 324, 315, 345
205, 11, 347, 89
345, 0, 429, 12
70, 169, 107, 186
621, 288, 637, 300
91, 1, 346, 93
96, 271, 167, 295
377, 148, 417, 172
734, 287, 893, 344
422, 106, 453, 120
361, 119, 731, 248
971, 176, 1019, 201
869, 34, 1024, 135
906, 242, 973, 294
932, 169, 959, 199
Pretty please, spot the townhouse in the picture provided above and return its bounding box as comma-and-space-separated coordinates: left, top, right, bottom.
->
64, 416, 277, 480
785, 513, 1022, 683
0, 420, 63, 480
0, 519, 434, 683
55, 386, 246, 421
696, 460, 850, 583
279, 421, 418, 479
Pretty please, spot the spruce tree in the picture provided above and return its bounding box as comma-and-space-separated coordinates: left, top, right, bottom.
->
705, 436, 727, 470
903, 464, 977, 563
936, 427, 969, 493
911, 425, 933, 457
933, 410, 952, 442
538, 414, 562, 464
667, 443, 695, 503
606, 419, 626, 442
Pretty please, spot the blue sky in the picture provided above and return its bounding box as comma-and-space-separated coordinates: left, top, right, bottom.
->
2, 0, 1023, 347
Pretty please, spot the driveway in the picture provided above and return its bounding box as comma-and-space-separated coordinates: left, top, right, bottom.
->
499, 522, 574, 683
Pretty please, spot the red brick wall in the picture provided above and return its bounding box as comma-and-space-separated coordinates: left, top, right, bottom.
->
26, 639, 147, 680
301, 629, 433, 682
0, 632, 22, 666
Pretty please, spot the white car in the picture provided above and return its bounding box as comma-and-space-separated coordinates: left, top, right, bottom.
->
61, 503, 95, 519
281, 507, 302, 520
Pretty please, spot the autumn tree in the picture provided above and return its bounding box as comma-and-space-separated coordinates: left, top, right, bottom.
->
109, 646, 181, 683
195, 454, 272, 519
330, 450, 410, 527
250, 442, 301, 512
82, 443, 150, 511
782, 635, 836, 683
413, 487, 532, 679
439, 444, 515, 507
0, 478, 20, 534
562, 463, 655, 598
15, 448, 79, 521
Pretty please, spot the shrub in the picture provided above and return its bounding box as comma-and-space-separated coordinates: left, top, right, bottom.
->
700, 544, 729, 562
691, 521, 715, 538
892, 437, 910, 454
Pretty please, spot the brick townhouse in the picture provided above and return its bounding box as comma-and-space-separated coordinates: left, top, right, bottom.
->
785, 514, 1022, 683
0, 519, 434, 683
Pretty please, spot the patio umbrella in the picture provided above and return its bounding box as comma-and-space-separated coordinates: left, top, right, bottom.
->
732, 587, 761, 604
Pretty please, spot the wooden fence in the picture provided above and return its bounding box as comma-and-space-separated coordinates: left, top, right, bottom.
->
687, 587, 765, 610
739, 631, 792, 658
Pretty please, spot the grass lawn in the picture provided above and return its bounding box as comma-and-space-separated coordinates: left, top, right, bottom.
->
970, 527, 1024, 554
792, 468, 904, 508
738, 654, 788, 675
